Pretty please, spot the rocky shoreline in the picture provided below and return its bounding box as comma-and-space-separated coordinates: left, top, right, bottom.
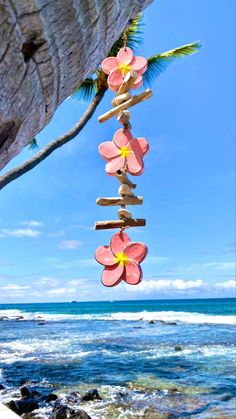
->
1, 385, 102, 419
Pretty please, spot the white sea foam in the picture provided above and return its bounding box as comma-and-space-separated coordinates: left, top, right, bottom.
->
0, 308, 235, 325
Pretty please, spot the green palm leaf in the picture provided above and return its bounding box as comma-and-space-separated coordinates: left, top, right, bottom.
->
143, 41, 201, 87
108, 14, 143, 56
28, 138, 38, 151
72, 78, 97, 101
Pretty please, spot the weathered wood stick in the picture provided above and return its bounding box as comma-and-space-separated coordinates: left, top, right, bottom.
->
115, 168, 136, 189
113, 92, 131, 106
118, 208, 132, 219
117, 110, 132, 129
116, 71, 138, 96
118, 184, 134, 197
96, 196, 143, 206
95, 218, 146, 230
98, 89, 152, 123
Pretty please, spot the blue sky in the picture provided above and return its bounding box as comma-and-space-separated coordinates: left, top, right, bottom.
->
0, 0, 235, 303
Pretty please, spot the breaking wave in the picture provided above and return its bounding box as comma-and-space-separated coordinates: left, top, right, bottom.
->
0, 308, 235, 325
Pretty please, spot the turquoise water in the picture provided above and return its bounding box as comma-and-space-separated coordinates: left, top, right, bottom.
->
0, 298, 235, 418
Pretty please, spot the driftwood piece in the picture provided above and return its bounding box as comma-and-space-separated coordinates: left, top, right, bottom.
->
98, 89, 153, 123
95, 218, 146, 230
113, 92, 131, 106
115, 169, 136, 189
118, 184, 134, 197
112, 71, 138, 104
96, 196, 143, 206
117, 110, 132, 129
118, 208, 132, 219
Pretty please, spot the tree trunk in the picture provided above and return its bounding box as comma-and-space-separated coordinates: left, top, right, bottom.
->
0, 0, 151, 170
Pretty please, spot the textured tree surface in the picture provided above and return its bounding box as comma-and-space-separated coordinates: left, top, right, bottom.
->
0, 0, 151, 170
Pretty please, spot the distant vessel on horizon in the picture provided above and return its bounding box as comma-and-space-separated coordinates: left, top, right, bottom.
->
69, 300, 78, 303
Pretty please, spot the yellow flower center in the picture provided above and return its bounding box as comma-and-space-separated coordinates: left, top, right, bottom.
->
119, 146, 130, 158
118, 63, 131, 77
115, 252, 129, 266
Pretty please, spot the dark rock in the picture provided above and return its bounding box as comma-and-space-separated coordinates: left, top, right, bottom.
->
50, 406, 75, 419
149, 320, 155, 324
21, 386, 31, 399
81, 389, 102, 402
70, 409, 92, 419
168, 387, 179, 393
20, 379, 28, 385
160, 320, 177, 326
174, 345, 182, 351
44, 393, 58, 403
220, 394, 232, 401
6, 399, 39, 415
31, 390, 41, 398
66, 392, 80, 402
0, 384, 5, 390
22, 413, 37, 419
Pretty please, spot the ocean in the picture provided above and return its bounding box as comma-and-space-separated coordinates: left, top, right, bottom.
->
0, 298, 235, 418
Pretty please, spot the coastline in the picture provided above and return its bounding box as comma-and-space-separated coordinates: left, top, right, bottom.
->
0, 299, 235, 418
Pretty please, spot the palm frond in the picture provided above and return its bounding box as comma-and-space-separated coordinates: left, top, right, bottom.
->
143, 41, 201, 87
108, 14, 143, 56
72, 78, 97, 101
28, 138, 38, 151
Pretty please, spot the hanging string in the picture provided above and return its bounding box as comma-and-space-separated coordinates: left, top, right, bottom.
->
123, 31, 127, 50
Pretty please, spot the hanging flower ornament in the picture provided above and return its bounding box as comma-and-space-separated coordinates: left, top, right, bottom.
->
102, 47, 147, 91
99, 128, 149, 176
95, 231, 147, 287
95, 44, 152, 287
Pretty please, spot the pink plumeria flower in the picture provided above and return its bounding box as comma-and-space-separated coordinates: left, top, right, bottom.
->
95, 231, 148, 287
102, 47, 147, 91
99, 128, 149, 176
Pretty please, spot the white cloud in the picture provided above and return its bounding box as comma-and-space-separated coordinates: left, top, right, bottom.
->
48, 287, 76, 295
1, 284, 31, 290
126, 278, 206, 294
215, 279, 236, 289
0, 228, 41, 238
203, 262, 235, 270
21, 221, 44, 227
33, 277, 59, 288
58, 240, 82, 250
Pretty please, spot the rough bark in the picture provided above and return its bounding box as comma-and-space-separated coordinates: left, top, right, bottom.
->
0, 0, 151, 170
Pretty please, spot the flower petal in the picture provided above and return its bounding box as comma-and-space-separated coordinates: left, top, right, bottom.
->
108, 70, 123, 90
117, 47, 134, 65
99, 141, 119, 160
133, 75, 143, 89
110, 231, 131, 256
131, 56, 148, 75
113, 129, 133, 149
124, 260, 142, 285
101, 263, 123, 287
124, 242, 148, 264
107, 83, 120, 92
101, 57, 119, 75
95, 245, 116, 266
105, 155, 125, 175
128, 138, 149, 156
126, 151, 144, 175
